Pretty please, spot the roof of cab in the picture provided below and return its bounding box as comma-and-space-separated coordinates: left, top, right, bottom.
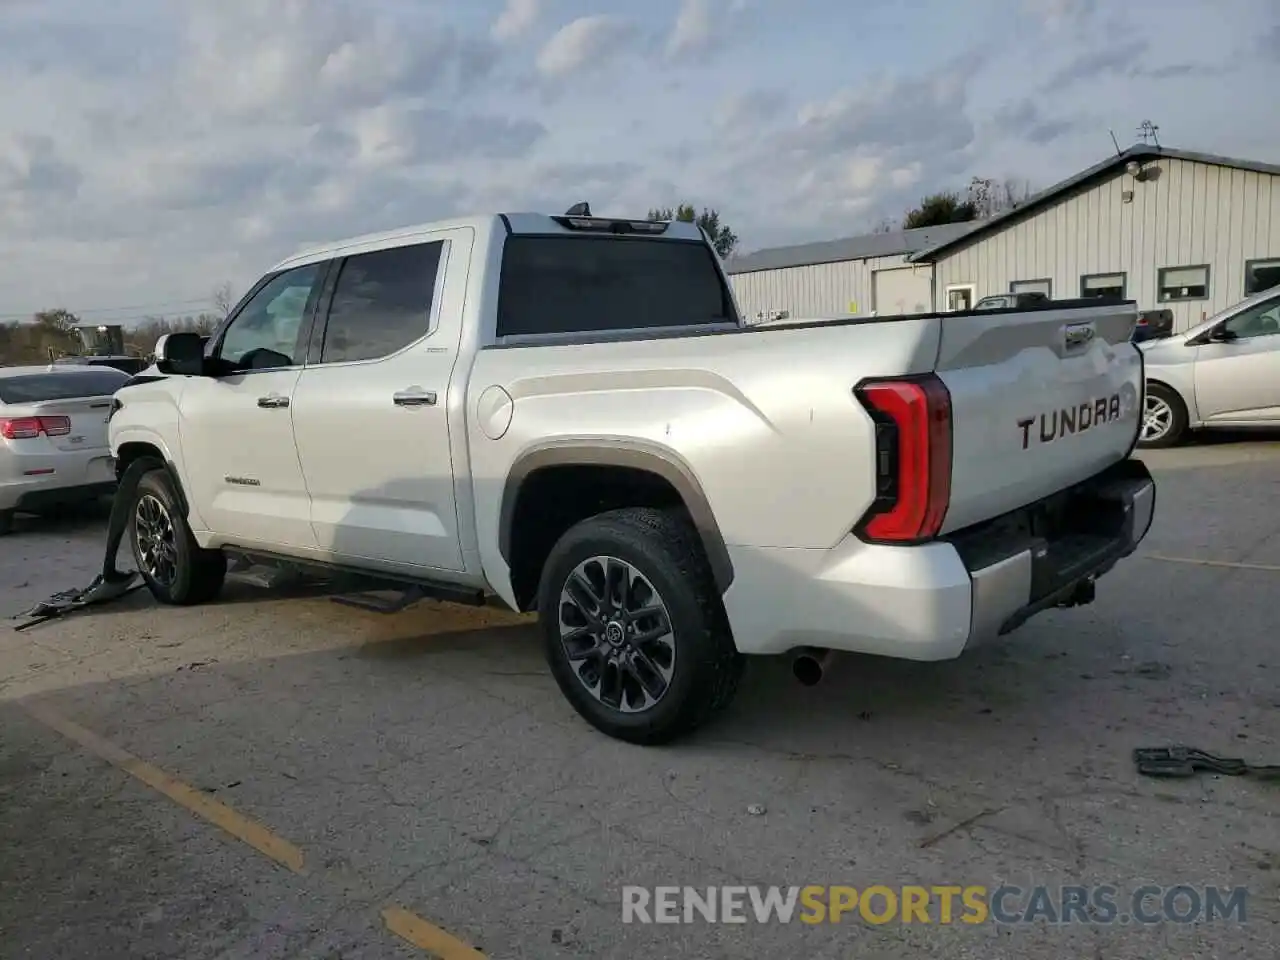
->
271, 215, 499, 272
272, 209, 711, 271
271, 211, 707, 272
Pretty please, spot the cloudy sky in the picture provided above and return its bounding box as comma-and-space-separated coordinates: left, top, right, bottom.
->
0, 0, 1275, 323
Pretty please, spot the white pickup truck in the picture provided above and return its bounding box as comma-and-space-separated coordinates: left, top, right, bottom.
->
107, 207, 1156, 744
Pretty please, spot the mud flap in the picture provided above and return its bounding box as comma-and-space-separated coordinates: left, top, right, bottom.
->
9, 458, 153, 630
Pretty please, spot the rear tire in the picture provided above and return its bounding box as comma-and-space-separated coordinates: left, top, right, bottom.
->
537, 507, 744, 745
1138, 382, 1188, 449
129, 468, 226, 605
0, 510, 12, 536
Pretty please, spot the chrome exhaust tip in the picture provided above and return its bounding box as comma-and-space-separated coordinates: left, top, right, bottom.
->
792, 647, 835, 686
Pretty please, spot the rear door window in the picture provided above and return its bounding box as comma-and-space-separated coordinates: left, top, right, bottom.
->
317, 241, 445, 364
496, 237, 734, 337
0, 370, 130, 404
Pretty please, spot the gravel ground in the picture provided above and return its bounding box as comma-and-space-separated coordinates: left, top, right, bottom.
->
2, 438, 1278, 959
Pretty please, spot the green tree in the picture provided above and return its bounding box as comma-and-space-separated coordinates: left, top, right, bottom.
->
901, 191, 977, 229
0, 308, 82, 365
901, 176, 1034, 229
32, 307, 80, 333
647, 203, 739, 259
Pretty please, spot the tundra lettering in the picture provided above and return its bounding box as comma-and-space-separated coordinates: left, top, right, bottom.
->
1018, 393, 1125, 449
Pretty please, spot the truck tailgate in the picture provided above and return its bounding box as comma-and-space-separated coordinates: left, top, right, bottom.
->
932, 303, 1142, 533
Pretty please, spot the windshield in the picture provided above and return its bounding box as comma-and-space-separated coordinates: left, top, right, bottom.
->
0, 369, 130, 404
1178, 287, 1280, 340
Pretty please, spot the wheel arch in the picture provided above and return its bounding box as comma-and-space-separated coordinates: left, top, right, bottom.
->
498, 440, 734, 611
1146, 376, 1192, 419
114, 441, 192, 520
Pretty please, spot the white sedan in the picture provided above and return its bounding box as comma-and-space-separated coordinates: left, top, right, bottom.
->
1138, 287, 1280, 447
0, 364, 132, 534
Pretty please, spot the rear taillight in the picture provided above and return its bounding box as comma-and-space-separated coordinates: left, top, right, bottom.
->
0, 416, 71, 440
854, 375, 952, 544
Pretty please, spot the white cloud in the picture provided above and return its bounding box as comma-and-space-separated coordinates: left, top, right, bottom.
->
536, 15, 635, 78
1023, 0, 1096, 31
491, 0, 539, 42
667, 0, 714, 58
0, 0, 1273, 316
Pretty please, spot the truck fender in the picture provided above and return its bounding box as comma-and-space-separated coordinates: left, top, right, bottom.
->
497, 439, 735, 595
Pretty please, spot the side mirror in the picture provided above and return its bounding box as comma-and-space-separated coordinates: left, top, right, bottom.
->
154, 332, 206, 376
1207, 326, 1238, 344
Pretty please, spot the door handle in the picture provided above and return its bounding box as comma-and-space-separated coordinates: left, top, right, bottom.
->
257, 395, 290, 409
393, 389, 437, 407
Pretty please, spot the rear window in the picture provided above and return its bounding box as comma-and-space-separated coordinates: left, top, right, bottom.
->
0, 370, 129, 404
496, 236, 735, 338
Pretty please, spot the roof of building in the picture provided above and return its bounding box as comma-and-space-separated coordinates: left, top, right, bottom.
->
909, 144, 1280, 263
724, 221, 983, 275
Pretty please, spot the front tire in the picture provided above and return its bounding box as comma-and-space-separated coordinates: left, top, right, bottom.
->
1138, 383, 1188, 448
537, 507, 744, 746
0, 509, 12, 536
129, 468, 226, 605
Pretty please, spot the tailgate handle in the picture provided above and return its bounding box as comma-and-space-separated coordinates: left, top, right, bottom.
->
1064, 322, 1096, 350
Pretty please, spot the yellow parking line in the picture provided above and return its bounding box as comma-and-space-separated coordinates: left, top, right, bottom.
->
21, 701, 484, 955
21, 700, 306, 874
382, 906, 487, 958
1144, 554, 1280, 573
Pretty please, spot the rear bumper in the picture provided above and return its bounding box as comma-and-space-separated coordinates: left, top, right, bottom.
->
0, 450, 117, 512
721, 458, 1156, 658
954, 457, 1155, 645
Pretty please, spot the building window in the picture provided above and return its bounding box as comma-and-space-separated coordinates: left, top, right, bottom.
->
944, 284, 975, 311
1080, 272, 1126, 299
1244, 258, 1280, 297
1011, 279, 1052, 298
1158, 265, 1210, 302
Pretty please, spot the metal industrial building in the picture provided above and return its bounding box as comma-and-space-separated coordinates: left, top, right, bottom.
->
725, 221, 978, 322
727, 145, 1280, 333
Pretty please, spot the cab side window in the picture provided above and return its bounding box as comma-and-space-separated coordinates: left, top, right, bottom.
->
217, 263, 324, 371
317, 241, 444, 364
1222, 297, 1280, 340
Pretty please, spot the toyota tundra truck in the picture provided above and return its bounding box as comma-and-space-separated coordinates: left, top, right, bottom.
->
106, 207, 1156, 744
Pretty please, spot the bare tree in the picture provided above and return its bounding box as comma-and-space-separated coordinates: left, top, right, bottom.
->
212, 281, 235, 318
966, 177, 1035, 219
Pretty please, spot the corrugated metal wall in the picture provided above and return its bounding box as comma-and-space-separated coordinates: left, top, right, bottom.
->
729, 254, 916, 321
932, 158, 1280, 332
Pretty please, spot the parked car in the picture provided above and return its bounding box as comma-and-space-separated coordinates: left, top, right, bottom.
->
1137, 287, 1280, 447
107, 206, 1155, 745
52, 355, 148, 375
0, 364, 130, 534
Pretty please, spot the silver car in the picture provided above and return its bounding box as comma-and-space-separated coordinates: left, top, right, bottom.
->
1138, 287, 1280, 447
0, 364, 131, 534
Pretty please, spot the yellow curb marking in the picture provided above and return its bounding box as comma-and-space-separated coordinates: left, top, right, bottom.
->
382, 906, 487, 958
22, 700, 306, 874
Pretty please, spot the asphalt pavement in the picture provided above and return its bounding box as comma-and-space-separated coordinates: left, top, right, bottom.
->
2, 437, 1278, 959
